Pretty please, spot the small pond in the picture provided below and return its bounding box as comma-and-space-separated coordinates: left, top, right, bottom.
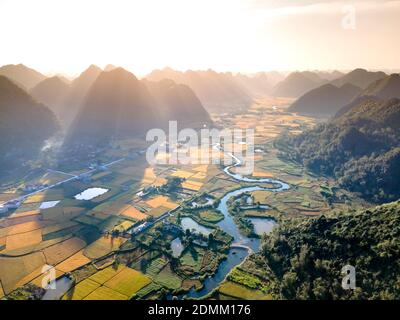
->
74, 187, 109, 200
248, 217, 276, 236
39, 200, 60, 209
180, 217, 211, 236
171, 237, 184, 258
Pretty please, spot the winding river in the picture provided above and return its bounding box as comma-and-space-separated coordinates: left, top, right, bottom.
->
47, 145, 290, 300
181, 145, 290, 298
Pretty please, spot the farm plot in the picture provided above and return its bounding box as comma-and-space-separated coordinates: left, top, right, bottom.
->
56, 250, 92, 273
199, 210, 224, 223
218, 281, 270, 300
146, 206, 170, 218
89, 265, 126, 284
83, 236, 126, 260
134, 282, 162, 299
0, 252, 46, 294
135, 257, 167, 277
43, 237, 86, 265
7, 220, 47, 235
181, 180, 203, 191
103, 267, 151, 297
154, 264, 182, 290
62, 278, 101, 300
120, 205, 148, 220
171, 170, 194, 179
5, 229, 42, 251
180, 248, 205, 272
41, 206, 85, 221
145, 196, 178, 210
83, 285, 128, 300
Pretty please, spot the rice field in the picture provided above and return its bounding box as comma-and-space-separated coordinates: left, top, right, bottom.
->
171, 170, 194, 179
43, 237, 86, 265
103, 267, 151, 297
89, 265, 126, 284
83, 236, 126, 259
120, 205, 148, 220
145, 195, 178, 210
218, 281, 270, 300
56, 250, 92, 273
181, 180, 203, 191
6, 229, 42, 251
146, 206, 170, 218
0, 252, 46, 294
62, 278, 101, 300
154, 264, 182, 290
83, 286, 128, 300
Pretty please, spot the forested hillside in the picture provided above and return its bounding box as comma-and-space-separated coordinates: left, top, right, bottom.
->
276, 98, 400, 203
0, 76, 59, 174
262, 200, 400, 299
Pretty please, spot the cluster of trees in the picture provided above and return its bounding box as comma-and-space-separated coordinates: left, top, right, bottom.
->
276, 98, 400, 203
261, 200, 400, 300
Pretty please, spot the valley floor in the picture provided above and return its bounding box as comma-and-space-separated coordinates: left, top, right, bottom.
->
0, 97, 369, 300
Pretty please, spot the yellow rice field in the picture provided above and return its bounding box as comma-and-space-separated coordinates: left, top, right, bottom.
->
56, 250, 92, 273
103, 267, 151, 297
83, 286, 128, 300
120, 205, 148, 221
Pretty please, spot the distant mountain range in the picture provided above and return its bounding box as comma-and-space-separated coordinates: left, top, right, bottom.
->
334, 74, 400, 118
272, 71, 330, 98
30, 76, 70, 115
287, 69, 395, 117
64, 68, 212, 147
0, 75, 58, 175
289, 83, 361, 117
29, 65, 102, 127
331, 68, 387, 89
0, 64, 46, 89
146, 68, 253, 112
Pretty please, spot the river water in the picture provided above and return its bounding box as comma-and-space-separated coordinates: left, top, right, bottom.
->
180, 147, 290, 298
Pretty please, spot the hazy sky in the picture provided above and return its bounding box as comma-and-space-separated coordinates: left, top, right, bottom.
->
0, 0, 399, 76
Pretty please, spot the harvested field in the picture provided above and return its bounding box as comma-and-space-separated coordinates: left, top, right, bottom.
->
145, 196, 179, 211
147, 206, 170, 218
43, 237, 86, 265
8, 221, 47, 235
171, 170, 194, 179
181, 180, 203, 191
0, 252, 46, 294
56, 250, 92, 273
6, 229, 42, 251
120, 205, 148, 220
83, 236, 126, 260
41, 221, 79, 236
